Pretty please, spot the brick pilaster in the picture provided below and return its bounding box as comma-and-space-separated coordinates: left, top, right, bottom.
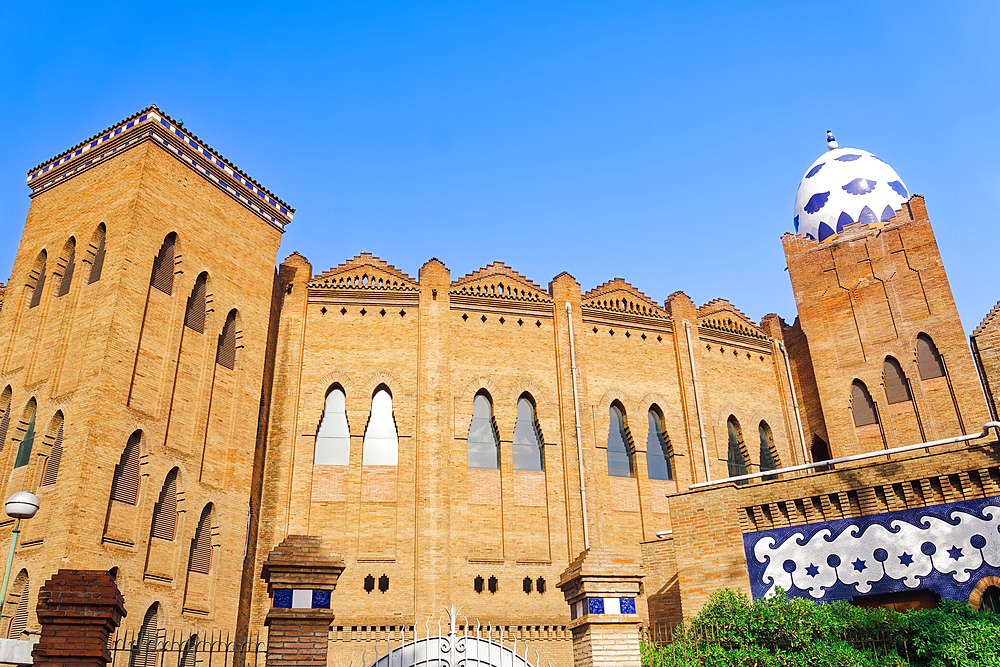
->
261, 535, 344, 667
30, 570, 126, 667
557, 550, 644, 667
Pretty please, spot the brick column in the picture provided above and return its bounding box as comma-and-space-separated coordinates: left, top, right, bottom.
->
30, 570, 126, 667
261, 535, 345, 667
557, 550, 644, 667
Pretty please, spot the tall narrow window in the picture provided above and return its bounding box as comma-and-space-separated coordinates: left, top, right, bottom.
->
216, 310, 237, 370
188, 504, 213, 574
811, 435, 831, 464
110, 431, 142, 504
467, 393, 499, 470
151, 234, 176, 295
314, 386, 350, 465
136, 603, 159, 667
645, 408, 672, 481
362, 387, 398, 465
56, 238, 76, 297
88, 225, 106, 284
0, 388, 11, 453
150, 470, 179, 541
916, 334, 946, 380
13, 408, 35, 469
852, 380, 879, 427
759, 421, 778, 481
184, 273, 207, 333
512, 395, 544, 472
607, 403, 634, 477
727, 417, 748, 483
884, 357, 912, 404
28, 252, 46, 309
7, 573, 28, 639
41, 418, 64, 486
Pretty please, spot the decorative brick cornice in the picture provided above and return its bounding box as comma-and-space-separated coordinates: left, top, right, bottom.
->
973, 300, 1000, 338
583, 278, 665, 318
26, 105, 293, 230
451, 262, 551, 302
309, 253, 418, 290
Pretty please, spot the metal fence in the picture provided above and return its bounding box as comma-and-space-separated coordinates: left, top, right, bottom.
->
109, 629, 266, 667
640, 623, 913, 666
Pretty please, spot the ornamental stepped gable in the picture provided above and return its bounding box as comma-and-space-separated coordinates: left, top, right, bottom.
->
697, 298, 770, 343
308, 252, 419, 297
583, 278, 666, 319
451, 261, 552, 303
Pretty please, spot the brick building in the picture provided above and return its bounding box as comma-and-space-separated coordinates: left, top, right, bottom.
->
0, 109, 996, 666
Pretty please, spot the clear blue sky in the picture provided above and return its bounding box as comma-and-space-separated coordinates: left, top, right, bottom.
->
2, 2, 998, 331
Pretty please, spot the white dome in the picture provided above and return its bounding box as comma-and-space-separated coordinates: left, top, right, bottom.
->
793, 147, 909, 242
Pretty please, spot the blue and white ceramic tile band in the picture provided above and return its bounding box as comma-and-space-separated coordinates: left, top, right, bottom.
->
272, 588, 332, 610
570, 597, 637, 619
744, 495, 1000, 604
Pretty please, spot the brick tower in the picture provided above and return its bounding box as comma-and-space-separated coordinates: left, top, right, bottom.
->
0, 107, 290, 637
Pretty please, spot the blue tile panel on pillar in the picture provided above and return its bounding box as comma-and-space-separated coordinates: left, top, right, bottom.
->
571, 597, 637, 618
272, 589, 334, 609
273, 589, 293, 608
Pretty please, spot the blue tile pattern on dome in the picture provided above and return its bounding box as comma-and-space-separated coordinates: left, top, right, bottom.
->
889, 181, 908, 198
836, 211, 853, 233
881, 205, 895, 222
843, 178, 877, 195
804, 192, 830, 214
858, 205, 878, 225
806, 163, 825, 178
743, 496, 1000, 604
835, 153, 862, 162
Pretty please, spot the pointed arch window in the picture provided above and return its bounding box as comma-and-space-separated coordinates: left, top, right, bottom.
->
136, 603, 159, 667
150, 470, 179, 541
110, 431, 142, 504
512, 395, 544, 472
216, 310, 237, 370
184, 273, 207, 333
467, 393, 500, 470
727, 417, 748, 483
607, 403, 634, 478
151, 234, 176, 295
41, 417, 64, 486
314, 386, 350, 465
88, 224, 106, 284
28, 252, 46, 309
759, 421, 778, 481
362, 387, 398, 465
852, 380, 879, 427
884, 357, 912, 404
56, 238, 76, 297
916, 334, 946, 380
7, 573, 28, 639
13, 406, 36, 469
188, 504, 213, 574
645, 407, 672, 481
0, 388, 11, 453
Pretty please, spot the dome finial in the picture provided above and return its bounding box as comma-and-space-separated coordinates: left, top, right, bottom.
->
826, 130, 838, 150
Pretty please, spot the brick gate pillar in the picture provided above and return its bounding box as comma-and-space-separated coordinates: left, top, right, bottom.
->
557, 550, 644, 667
30, 570, 126, 667
262, 535, 345, 667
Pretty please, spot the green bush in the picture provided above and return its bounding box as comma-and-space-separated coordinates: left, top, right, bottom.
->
641, 589, 1000, 667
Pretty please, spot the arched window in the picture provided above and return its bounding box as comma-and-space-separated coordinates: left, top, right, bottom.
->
28, 251, 46, 309
136, 603, 159, 667
645, 407, 672, 481
110, 431, 142, 504
150, 469, 179, 541
6, 571, 28, 639
884, 357, 912, 404
184, 273, 207, 333
606, 403, 634, 478
362, 387, 398, 465
188, 504, 213, 574
216, 310, 238, 370
852, 380, 879, 427
759, 421, 778, 481
314, 386, 350, 465
811, 435, 831, 463
13, 401, 36, 469
150, 234, 176, 295
0, 387, 12, 453
512, 394, 544, 472
87, 224, 106, 284
467, 392, 499, 470
916, 334, 946, 380
41, 413, 64, 486
56, 238, 76, 297
727, 417, 748, 483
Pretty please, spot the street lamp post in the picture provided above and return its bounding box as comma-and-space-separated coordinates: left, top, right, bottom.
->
0, 492, 39, 609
